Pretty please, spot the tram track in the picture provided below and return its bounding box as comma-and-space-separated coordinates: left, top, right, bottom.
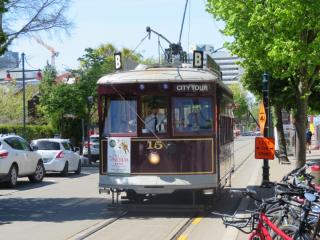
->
66, 210, 128, 240
68, 209, 200, 240
69, 138, 254, 240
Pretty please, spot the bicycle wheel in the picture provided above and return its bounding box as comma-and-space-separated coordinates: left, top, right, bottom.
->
273, 225, 297, 239
266, 206, 297, 239
275, 225, 312, 240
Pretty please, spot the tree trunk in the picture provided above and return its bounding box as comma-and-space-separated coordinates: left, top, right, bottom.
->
274, 105, 288, 157
294, 93, 308, 168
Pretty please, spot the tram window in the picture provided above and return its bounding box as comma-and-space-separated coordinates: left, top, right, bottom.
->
103, 99, 137, 135
172, 97, 213, 135
220, 116, 233, 144
141, 96, 167, 134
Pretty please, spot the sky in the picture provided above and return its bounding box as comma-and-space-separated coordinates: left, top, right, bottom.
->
10, 0, 229, 72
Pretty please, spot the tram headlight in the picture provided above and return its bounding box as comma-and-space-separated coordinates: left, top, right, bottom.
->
148, 152, 160, 165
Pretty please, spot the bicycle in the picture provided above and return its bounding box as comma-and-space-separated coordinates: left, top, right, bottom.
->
213, 188, 318, 239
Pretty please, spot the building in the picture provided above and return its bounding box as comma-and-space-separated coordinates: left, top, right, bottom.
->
0, 51, 19, 69
194, 44, 244, 85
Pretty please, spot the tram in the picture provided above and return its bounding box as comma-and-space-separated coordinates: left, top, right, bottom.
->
97, 52, 234, 201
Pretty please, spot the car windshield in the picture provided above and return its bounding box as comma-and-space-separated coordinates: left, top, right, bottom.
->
34, 141, 60, 150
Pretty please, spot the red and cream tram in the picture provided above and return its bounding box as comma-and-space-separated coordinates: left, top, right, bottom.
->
97, 55, 234, 201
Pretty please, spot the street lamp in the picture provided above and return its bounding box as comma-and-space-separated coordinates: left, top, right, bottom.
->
261, 72, 271, 187
6, 53, 42, 137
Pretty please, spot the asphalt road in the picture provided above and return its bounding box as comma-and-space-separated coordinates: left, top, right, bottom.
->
0, 137, 257, 240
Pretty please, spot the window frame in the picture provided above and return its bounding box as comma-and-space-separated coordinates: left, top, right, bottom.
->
103, 96, 138, 137
171, 96, 214, 137
140, 95, 169, 136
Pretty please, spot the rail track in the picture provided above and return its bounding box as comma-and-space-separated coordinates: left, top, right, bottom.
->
67, 137, 254, 240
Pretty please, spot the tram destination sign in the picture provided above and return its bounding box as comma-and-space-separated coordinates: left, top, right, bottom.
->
174, 84, 210, 93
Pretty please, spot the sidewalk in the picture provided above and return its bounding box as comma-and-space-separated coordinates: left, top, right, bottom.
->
236, 149, 320, 240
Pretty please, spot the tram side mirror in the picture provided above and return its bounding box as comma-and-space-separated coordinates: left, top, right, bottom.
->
193, 50, 203, 68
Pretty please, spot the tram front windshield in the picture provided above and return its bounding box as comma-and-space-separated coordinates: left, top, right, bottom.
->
102, 96, 213, 136
103, 99, 137, 135
172, 97, 213, 135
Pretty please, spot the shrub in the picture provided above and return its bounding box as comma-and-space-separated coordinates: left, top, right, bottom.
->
0, 125, 55, 141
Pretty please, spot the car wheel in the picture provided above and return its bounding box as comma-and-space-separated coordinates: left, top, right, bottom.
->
7, 165, 18, 188
61, 162, 69, 176
28, 161, 45, 183
75, 161, 81, 174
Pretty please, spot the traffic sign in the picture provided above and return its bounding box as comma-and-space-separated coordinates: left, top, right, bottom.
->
259, 102, 266, 135
255, 137, 275, 160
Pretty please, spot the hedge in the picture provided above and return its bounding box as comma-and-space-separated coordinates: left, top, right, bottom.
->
0, 125, 55, 141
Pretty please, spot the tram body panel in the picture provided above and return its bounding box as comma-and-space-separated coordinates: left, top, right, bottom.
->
99, 174, 218, 194
101, 138, 214, 175
219, 142, 234, 187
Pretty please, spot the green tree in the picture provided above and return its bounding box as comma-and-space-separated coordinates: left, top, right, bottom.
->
39, 65, 85, 142
229, 83, 250, 129
207, 0, 320, 166
0, 0, 72, 54
0, 84, 39, 124
77, 44, 142, 125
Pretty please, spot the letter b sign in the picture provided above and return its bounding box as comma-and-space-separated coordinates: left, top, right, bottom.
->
114, 52, 122, 70
193, 50, 203, 68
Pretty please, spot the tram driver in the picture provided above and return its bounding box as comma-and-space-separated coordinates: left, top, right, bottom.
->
144, 104, 167, 133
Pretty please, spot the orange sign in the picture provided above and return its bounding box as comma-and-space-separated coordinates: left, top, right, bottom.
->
255, 137, 275, 160
259, 102, 266, 135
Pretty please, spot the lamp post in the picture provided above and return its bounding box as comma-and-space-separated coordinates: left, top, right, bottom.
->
6, 53, 42, 137
261, 72, 270, 186
87, 96, 93, 164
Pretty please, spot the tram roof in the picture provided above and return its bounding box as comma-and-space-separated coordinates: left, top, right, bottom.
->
97, 66, 220, 85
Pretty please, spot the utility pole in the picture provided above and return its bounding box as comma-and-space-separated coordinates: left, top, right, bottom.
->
261, 72, 270, 186
6, 53, 42, 137
87, 96, 93, 164
22, 53, 26, 136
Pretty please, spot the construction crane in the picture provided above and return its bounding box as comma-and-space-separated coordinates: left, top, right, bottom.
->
33, 36, 59, 68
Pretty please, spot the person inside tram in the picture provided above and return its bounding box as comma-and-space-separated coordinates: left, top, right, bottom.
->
198, 106, 212, 129
144, 104, 166, 133
187, 111, 199, 130
187, 106, 212, 131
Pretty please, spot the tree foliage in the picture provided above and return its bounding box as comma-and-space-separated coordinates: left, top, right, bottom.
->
207, 0, 320, 166
228, 83, 249, 120
0, 84, 38, 124
0, 0, 72, 54
38, 43, 142, 141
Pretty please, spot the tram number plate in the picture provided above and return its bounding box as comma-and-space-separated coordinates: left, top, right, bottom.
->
255, 137, 275, 160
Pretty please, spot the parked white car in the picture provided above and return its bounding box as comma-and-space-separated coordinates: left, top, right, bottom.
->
0, 134, 45, 188
31, 139, 81, 176
83, 134, 100, 162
